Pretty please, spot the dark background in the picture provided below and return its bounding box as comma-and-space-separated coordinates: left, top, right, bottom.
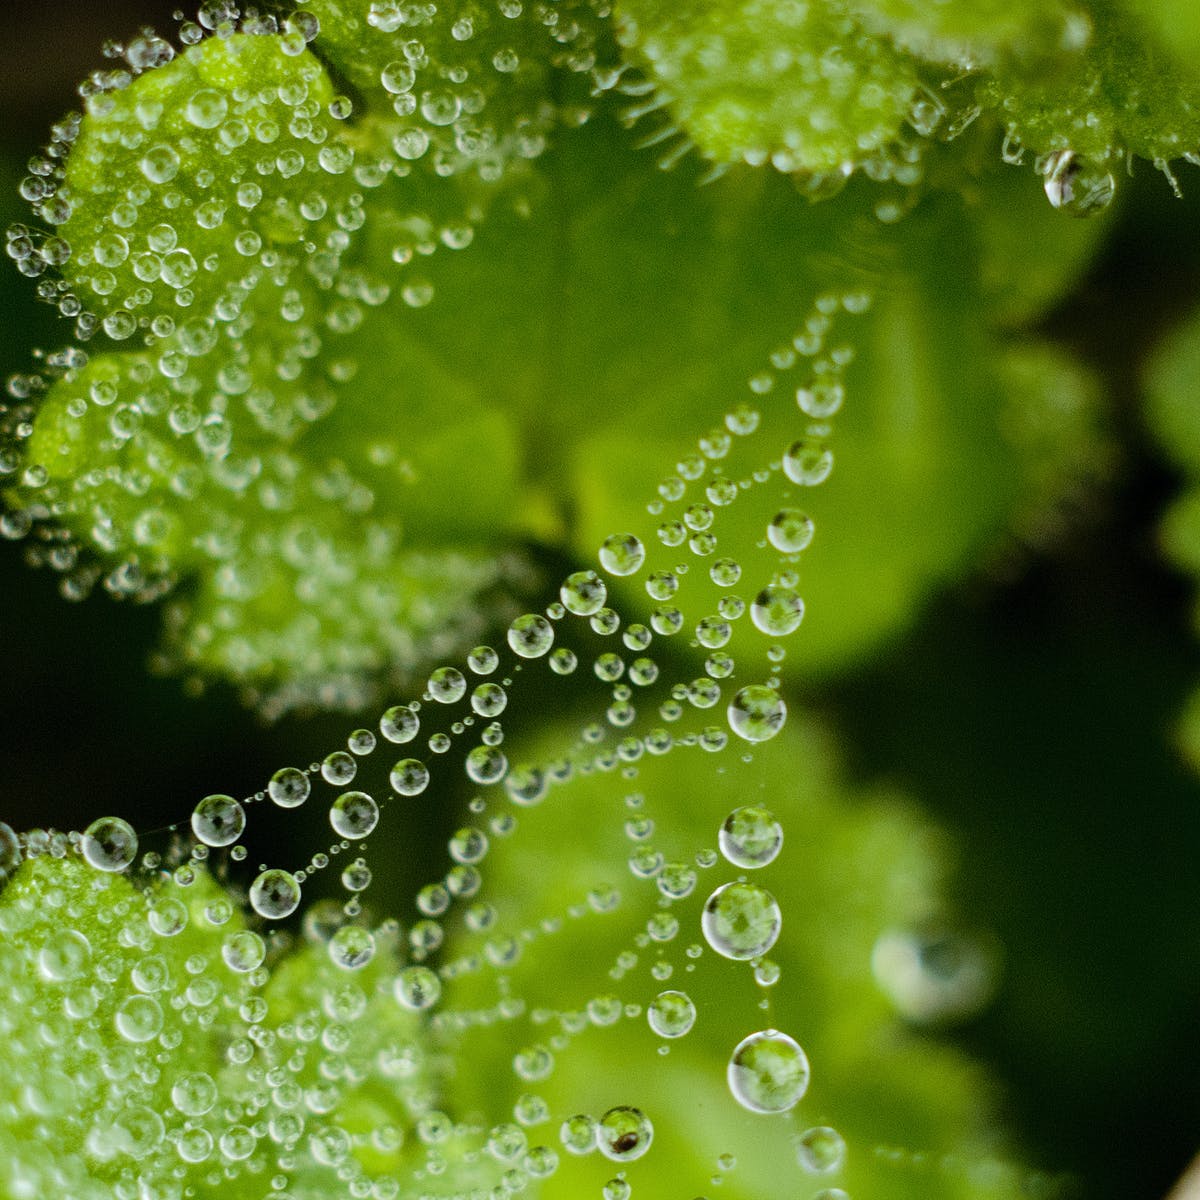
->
2, 4, 1199, 1198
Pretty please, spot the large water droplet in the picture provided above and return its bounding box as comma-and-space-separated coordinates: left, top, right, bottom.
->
191, 794, 246, 847
647, 989, 696, 1038
599, 533, 646, 577
727, 1029, 810, 1113
727, 684, 786, 743
719, 805, 783, 868
596, 1106, 653, 1161
330, 790, 380, 839
249, 868, 302, 919
702, 881, 781, 960
81, 816, 138, 872
750, 585, 804, 636
1042, 149, 1115, 217
508, 613, 554, 658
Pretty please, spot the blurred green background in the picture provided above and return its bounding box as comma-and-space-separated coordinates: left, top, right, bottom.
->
2, 3, 1199, 1198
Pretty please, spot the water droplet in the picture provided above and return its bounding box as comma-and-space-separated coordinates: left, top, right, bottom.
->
381, 60, 416, 94
190, 794, 246, 847
329, 924, 376, 969
0, 821, 21, 878
38, 929, 91, 982
466, 744, 508, 784
702, 881, 781, 960
508, 613, 554, 658
115, 993, 163, 1043
394, 964, 442, 1010
599, 533, 646, 577
172, 1071, 217, 1116
727, 1029, 810, 1113
268, 766, 310, 808
767, 508, 814, 553
381, 704, 420, 743
390, 758, 430, 796
468, 645, 500, 674
222, 930, 266, 973
81, 816, 138, 872
330, 790, 379, 839
471, 682, 507, 717
647, 989, 696, 1038
249, 868, 302, 919
561, 569, 608, 615
1042, 149, 1115, 217
782, 438, 833, 485
321, 750, 357, 785
719, 805, 783, 868
139, 144, 179, 184
597, 1106, 653, 1161
871, 926, 997, 1022
185, 88, 228, 129
428, 666, 467, 703
560, 1114, 597, 1155
750, 585, 804, 636
797, 1125, 846, 1173
797, 380, 845, 419
727, 685, 786, 743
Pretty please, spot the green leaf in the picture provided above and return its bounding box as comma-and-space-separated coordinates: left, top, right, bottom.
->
982, 3, 1200, 169
848, 0, 1082, 67
0, 848, 495, 1199
4, 11, 604, 714
613, 0, 922, 175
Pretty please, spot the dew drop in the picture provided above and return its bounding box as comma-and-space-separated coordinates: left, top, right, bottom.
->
468, 645, 500, 674
380, 704, 420, 744
321, 751, 357, 785
428, 666, 467, 703
797, 1125, 846, 1173
471, 682, 507, 717
1042, 149, 1115, 217
647, 989, 696, 1038
249, 868, 302, 919
750, 585, 804, 636
597, 1106, 653, 1162
329, 924, 376, 969
185, 88, 229, 129
222, 930, 266, 973
727, 684, 786, 743
172, 1071, 217, 1116
719, 805, 783, 868
701, 881, 781, 960
330, 791, 379, 839
782, 438, 833, 486
190, 794, 246, 847
466, 744, 508, 785
508, 613, 554, 658
727, 1029, 810, 1113
390, 758, 430, 796
767, 508, 814, 553
599, 533, 646, 577
81, 816, 138, 872
394, 964, 442, 1010
115, 994, 163, 1043
560, 1114, 597, 1155
561, 569, 608, 616
268, 766, 310, 809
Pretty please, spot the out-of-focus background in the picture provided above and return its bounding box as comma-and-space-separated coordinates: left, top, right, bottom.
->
1, 4, 1199, 1198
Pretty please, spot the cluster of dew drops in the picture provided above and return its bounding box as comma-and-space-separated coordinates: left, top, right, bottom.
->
23, 289, 871, 1199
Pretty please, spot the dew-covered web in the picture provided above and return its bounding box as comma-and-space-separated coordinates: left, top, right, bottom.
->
2, 286, 874, 1199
